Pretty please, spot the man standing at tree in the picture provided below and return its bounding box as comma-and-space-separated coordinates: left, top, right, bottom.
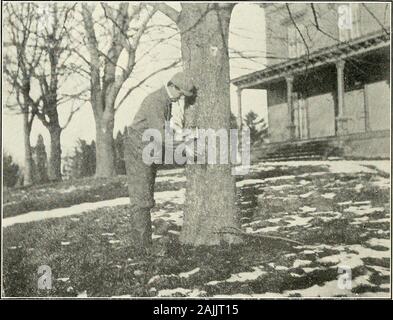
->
124, 72, 196, 253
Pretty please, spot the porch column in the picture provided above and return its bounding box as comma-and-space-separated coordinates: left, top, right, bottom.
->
285, 75, 296, 140
236, 88, 243, 131
336, 60, 348, 135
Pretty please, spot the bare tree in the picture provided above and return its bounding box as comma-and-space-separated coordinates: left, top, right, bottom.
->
80, 3, 175, 177
31, 3, 85, 181
3, 3, 42, 186
4, 3, 85, 183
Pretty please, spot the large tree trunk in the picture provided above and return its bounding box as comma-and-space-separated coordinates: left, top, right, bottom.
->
178, 4, 240, 245
48, 126, 62, 181
95, 115, 116, 178
22, 111, 33, 186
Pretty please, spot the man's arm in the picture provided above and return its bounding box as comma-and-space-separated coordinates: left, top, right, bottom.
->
169, 101, 185, 142
128, 95, 166, 157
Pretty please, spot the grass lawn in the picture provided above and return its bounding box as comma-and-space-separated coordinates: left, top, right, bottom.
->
3, 164, 325, 218
2, 161, 391, 297
2, 170, 184, 218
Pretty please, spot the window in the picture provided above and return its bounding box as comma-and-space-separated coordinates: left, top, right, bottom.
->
288, 25, 297, 58
287, 24, 307, 58
350, 3, 361, 39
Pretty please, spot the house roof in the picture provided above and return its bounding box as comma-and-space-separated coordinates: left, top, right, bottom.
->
231, 29, 390, 89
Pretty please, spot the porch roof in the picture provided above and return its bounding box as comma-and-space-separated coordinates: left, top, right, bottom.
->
231, 29, 390, 90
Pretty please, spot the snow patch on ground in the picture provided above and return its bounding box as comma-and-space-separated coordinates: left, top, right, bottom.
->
58, 186, 79, 194
286, 216, 313, 228
3, 189, 186, 228
299, 191, 315, 198
366, 238, 390, 249
343, 205, 385, 216
157, 168, 184, 176
358, 161, 390, 175
179, 268, 200, 278
293, 260, 312, 268
157, 288, 206, 297
269, 184, 293, 191
156, 176, 186, 183
300, 206, 317, 213
154, 189, 185, 205
236, 179, 265, 187
151, 210, 183, 227
317, 243, 390, 270
371, 177, 390, 189
3, 197, 129, 228
213, 292, 283, 298
207, 267, 266, 286
249, 226, 281, 233
253, 160, 390, 175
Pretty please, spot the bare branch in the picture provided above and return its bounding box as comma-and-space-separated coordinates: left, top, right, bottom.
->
81, 3, 101, 93
115, 59, 181, 112
132, 7, 157, 50
61, 101, 83, 130
285, 4, 310, 58
153, 3, 180, 23
310, 4, 319, 30
362, 3, 389, 35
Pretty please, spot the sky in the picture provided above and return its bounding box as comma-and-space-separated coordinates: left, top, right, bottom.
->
3, 2, 267, 166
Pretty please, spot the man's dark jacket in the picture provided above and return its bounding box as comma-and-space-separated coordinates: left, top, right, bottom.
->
125, 86, 172, 210
129, 86, 172, 145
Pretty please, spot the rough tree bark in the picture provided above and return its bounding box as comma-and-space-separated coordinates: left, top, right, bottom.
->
22, 110, 34, 186
48, 125, 62, 181
34, 86, 63, 182
157, 3, 241, 246
95, 107, 116, 178
43, 37, 62, 182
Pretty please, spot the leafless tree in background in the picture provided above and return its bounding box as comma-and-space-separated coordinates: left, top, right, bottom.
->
81, 3, 179, 178
32, 3, 86, 182
4, 3, 87, 183
4, 3, 43, 186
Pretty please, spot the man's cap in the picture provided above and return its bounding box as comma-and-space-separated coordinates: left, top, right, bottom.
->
170, 72, 195, 97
